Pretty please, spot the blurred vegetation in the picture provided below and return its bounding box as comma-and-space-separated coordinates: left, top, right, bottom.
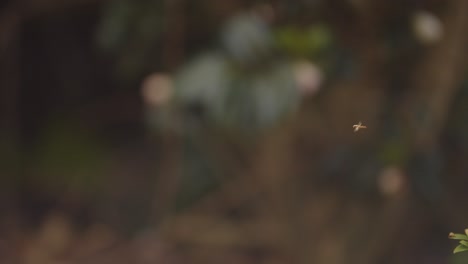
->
0, 0, 468, 263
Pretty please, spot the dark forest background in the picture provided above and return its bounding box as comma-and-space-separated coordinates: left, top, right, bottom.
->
1, 0, 468, 263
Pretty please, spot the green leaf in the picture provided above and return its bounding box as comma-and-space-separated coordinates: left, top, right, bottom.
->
449, 233, 468, 240
459, 240, 468, 248
454, 244, 468, 254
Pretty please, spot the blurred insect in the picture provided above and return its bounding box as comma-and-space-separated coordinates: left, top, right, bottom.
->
353, 121, 367, 132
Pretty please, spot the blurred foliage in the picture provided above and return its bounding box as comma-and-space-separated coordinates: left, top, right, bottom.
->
138, 7, 305, 134
175, 134, 221, 210
96, 0, 165, 81
447, 79, 468, 143
30, 120, 108, 196
378, 138, 411, 166
1, 0, 468, 263
173, 53, 298, 132
275, 23, 333, 61
220, 11, 275, 65
0, 136, 20, 189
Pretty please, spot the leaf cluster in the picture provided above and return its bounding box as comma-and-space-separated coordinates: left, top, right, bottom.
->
449, 230, 468, 254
